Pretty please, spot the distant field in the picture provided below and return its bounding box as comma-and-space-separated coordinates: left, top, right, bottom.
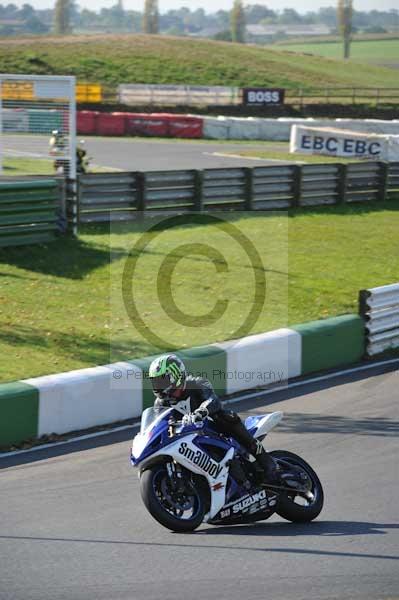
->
277, 39, 399, 69
0, 34, 398, 91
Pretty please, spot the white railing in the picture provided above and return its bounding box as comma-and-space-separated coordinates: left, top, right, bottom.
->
359, 283, 399, 355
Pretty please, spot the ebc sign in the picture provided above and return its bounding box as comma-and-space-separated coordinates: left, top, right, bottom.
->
244, 88, 285, 106
299, 134, 382, 158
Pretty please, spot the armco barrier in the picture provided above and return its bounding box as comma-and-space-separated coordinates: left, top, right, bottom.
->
359, 283, 399, 356
0, 315, 368, 447
77, 172, 138, 223
27, 109, 63, 134
0, 179, 60, 247
292, 315, 365, 375
71, 162, 399, 226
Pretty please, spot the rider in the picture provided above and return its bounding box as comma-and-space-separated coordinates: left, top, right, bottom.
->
76, 140, 88, 174
49, 130, 66, 155
49, 129, 68, 174
149, 353, 279, 484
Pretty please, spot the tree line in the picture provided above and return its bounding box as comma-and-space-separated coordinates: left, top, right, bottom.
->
0, 1, 397, 41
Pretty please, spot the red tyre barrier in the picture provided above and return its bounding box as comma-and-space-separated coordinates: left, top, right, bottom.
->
77, 111, 98, 135
126, 113, 170, 137
168, 116, 203, 139
125, 113, 149, 135
96, 112, 126, 136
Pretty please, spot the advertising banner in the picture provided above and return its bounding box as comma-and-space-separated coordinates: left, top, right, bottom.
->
118, 84, 240, 106
243, 88, 285, 106
76, 84, 102, 103
290, 125, 399, 161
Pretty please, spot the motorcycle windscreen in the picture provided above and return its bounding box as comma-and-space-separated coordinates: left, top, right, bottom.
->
140, 406, 171, 434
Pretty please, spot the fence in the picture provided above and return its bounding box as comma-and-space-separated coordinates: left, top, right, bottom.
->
1, 162, 397, 245
0, 179, 60, 247
0, 74, 77, 179
108, 85, 399, 108
71, 161, 399, 225
285, 88, 399, 108
359, 283, 399, 356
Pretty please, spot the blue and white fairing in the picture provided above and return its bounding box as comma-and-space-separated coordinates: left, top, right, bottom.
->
131, 407, 236, 520
245, 411, 283, 442
131, 407, 283, 522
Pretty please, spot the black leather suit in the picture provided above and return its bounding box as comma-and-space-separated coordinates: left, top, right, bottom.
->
154, 376, 275, 476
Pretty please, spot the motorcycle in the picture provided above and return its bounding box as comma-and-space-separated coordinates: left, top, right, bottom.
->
131, 407, 324, 532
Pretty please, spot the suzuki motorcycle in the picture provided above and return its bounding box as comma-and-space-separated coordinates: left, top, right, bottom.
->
131, 408, 324, 532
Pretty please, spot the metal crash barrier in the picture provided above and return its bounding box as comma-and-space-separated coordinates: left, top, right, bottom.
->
359, 283, 399, 356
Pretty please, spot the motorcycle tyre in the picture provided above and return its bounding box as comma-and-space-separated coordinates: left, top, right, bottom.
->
140, 464, 206, 533
271, 450, 324, 523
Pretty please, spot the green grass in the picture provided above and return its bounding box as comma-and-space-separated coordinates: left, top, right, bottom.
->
0, 34, 398, 91
0, 200, 398, 383
277, 38, 399, 68
231, 150, 354, 164
2, 157, 119, 175
3, 157, 54, 175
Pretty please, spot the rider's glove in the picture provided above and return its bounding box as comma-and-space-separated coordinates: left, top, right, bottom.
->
194, 407, 209, 422
182, 408, 209, 427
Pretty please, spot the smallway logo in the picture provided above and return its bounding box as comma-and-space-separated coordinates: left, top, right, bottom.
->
178, 442, 223, 479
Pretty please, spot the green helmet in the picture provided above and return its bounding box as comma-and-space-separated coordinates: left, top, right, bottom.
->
149, 354, 187, 399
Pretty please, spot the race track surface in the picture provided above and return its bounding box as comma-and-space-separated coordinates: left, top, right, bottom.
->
1, 363, 398, 600
3, 134, 289, 171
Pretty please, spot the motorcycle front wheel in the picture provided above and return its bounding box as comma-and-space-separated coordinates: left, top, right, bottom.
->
140, 463, 206, 532
271, 450, 324, 523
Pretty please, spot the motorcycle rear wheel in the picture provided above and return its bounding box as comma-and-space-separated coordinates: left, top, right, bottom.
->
271, 450, 324, 523
140, 463, 206, 532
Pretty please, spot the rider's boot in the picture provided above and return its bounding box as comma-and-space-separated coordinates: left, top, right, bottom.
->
251, 440, 279, 483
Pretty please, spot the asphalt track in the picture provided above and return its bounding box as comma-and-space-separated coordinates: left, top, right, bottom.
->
1, 362, 398, 600
3, 134, 290, 171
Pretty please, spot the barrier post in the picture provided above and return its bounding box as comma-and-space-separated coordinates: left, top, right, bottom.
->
136, 172, 146, 215
336, 163, 348, 205
292, 165, 302, 208
378, 162, 389, 202
244, 167, 253, 210
193, 170, 204, 212
74, 176, 81, 232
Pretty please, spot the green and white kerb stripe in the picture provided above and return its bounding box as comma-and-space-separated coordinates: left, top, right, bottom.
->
0, 315, 365, 447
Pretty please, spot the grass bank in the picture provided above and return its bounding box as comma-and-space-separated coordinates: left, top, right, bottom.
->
0, 200, 398, 382
0, 34, 398, 90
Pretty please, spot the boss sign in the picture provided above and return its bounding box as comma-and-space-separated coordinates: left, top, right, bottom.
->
244, 88, 285, 106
